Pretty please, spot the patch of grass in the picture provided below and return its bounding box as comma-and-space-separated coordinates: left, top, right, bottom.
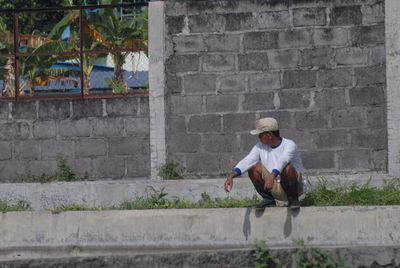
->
52, 204, 101, 211
14, 154, 89, 183
301, 177, 400, 206
0, 200, 30, 212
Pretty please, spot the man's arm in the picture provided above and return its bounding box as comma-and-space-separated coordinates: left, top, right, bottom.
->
224, 170, 239, 192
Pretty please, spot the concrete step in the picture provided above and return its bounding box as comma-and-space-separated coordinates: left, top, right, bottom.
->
0, 172, 393, 210
0, 206, 398, 262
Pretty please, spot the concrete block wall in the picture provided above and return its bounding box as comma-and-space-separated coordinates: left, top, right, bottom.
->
164, 0, 387, 177
0, 97, 150, 181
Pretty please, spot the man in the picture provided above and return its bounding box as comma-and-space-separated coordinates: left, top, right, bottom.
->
224, 117, 305, 210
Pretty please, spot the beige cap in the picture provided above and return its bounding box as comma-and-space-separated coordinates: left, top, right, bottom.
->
250, 117, 279, 135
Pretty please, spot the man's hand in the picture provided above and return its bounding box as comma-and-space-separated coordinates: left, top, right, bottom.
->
264, 173, 277, 191
224, 171, 238, 192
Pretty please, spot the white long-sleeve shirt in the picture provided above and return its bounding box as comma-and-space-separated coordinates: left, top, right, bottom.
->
235, 138, 305, 188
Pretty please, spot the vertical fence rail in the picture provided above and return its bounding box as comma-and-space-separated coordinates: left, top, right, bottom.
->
12, 12, 19, 101
79, 8, 85, 98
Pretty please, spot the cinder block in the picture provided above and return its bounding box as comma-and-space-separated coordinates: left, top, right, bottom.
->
127, 155, 150, 178
11, 101, 36, 120
293, 8, 326, 27
300, 48, 332, 68
238, 52, 269, 71
38, 100, 70, 120
283, 70, 316, 89
371, 149, 387, 171
33, 121, 56, 139
0, 102, 8, 120
166, 15, 185, 34
0, 161, 26, 181
338, 149, 371, 170
330, 6, 362, 26
92, 118, 125, 137
188, 115, 221, 133
75, 139, 107, 157
318, 68, 353, 88
223, 113, 256, 133
26, 160, 58, 177
93, 157, 125, 179
257, 11, 290, 29
283, 129, 313, 149
166, 54, 199, 73
72, 99, 103, 119
349, 86, 385, 106
185, 153, 219, 173
366, 107, 386, 128
355, 65, 385, 86
242, 93, 274, 111
203, 134, 238, 153
243, 32, 278, 51
188, 14, 225, 33
279, 91, 311, 109
139, 97, 149, 116
109, 136, 149, 156
106, 98, 138, 117
278, 29, 312, 49
351, 129, 386, 150
69, 158, 92, 177
331, 108, 365, 128
219, 74, 247, 93
0, 141, 12, 160
170, 95, 203, 115
370, 46, 385, 65
166, 74, 182, 94
172, 35, 205, 53
167, 116, 186, 133
0, 123, 30, 141
313, 28, 349, 46
249, 72, 281, 92
361, 3, 384, 24
206, 95, 239, 113
314, 89, 346, 110
183, 74, 216, 94
259, 111, 293, 130
313, 130, 348, 149
295, 111, 329, 130
302, 151, 335, 169
268, 50, 299, 69
59, 119, 91, 137
239, 134, 258, 152
351, 25, 384, 45
205, 34, 241, 52
335, 47, 369, 65
202, 54, 235, 72
168, 133, 201, 153
42, 140, 74, 159
125, 117, 150, 135
224, 12, 256, 31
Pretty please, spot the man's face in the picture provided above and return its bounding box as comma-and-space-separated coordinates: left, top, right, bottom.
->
258, 131, 272, 145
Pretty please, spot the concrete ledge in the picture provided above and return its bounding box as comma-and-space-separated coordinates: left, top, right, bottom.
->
0, 206, 399, 261
0, 172, 394, 210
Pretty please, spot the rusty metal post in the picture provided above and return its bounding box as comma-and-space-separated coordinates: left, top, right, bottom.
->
79, 8, 85, 98
13, 13, 20, 101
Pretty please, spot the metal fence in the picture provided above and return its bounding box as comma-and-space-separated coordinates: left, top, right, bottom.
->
0, 2, 149, 101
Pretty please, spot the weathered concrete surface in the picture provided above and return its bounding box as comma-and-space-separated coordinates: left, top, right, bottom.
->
0, 173, 394, 210
1, 246, 399, 268
386, 0, 400, 177
0, 206, 399, 262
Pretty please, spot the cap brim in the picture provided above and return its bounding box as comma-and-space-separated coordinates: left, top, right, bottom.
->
250, 129, 263, 135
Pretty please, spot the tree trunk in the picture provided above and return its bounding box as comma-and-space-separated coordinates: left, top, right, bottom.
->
112, 53, 128, 93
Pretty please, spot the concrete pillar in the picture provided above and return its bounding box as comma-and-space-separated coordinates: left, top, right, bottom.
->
385, 0, 400, 176
148, 1, 166, 180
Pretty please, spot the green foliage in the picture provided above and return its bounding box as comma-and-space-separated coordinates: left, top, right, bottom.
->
252, 239, 351, 268
14, 154, 89, 183
252, 240, 284, 268
301, 178, 400, 206
104, 77, 127, 94
157, 161, 185, 180
52, 204, 100, 211
0, 200, 30, 212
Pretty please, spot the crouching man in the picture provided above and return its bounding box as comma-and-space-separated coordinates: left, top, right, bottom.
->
224, 117, 306, 210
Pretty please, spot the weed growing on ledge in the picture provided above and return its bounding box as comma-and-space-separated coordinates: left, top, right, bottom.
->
0, 200, 31, 212
301, 177, 400, 206
157, 161, 184, 180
